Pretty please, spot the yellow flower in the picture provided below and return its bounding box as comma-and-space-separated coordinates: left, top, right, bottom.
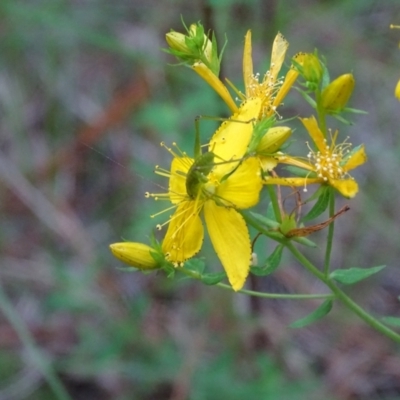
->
192, 31, 303, 117
110, 242, 159, 270
148, 99, 263, 291
264, 116, 367, 198
240, 31, 302, 119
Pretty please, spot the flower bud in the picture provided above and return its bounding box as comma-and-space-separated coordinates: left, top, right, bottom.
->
300, 53, 323, 84
189, 24, 212, 63
110, 242, 159, 270
165, 31, 191, 55
321, 73, 355, 112
165, 23, 213, 64
256, 126, 291, 154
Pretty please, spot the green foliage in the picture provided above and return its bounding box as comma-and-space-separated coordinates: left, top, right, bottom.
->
289, 300, 333, 328
330, 265, 386, 285
251, 244, 284, 276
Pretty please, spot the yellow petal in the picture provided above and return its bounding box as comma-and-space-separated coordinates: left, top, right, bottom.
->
192, 62, 238, 113
204, 202, 250, 291
216, 157, 262, 209
273, 67, 299, 109
169, 157, 193, 204
269, 32, 289, 82
395, 79, 400, 100
110, 242, 158, 269
259, 156, 278, 171
344, 145, 367, 172
243, 30, 253, 98
162, 201, 204, 263
300, 116, 326, 152
209, 98, 262, 171
330, 179, 359, 198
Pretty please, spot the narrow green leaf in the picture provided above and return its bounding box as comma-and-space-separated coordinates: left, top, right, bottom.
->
381, 316, 400, 327
302, 186, 330, 222
185, 259, 205, 275
201, 271, 226, 285
251, 245, 284, 276
283, 166, 317, 178
330, 265, 386, 285
289, 300, 333, 328
247, 211, 280, 230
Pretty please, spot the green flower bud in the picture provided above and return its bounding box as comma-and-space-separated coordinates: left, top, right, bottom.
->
321, 73, 355, 112
301, 53, 323, 84
165, 23, 213, 65
110, 242, 159, 270
165, 31, 191, 55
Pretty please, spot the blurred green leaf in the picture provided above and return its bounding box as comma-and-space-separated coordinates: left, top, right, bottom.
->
302, 186, 330, 222
289, 300, 333, 328
381, 316, 400, 327
251, 244, 284, 276
330, 265, 386, 285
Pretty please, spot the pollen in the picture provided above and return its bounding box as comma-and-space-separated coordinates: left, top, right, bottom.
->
246, 70, 285, 118
306, 135, 352, 182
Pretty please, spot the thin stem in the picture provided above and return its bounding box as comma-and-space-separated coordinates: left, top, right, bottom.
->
286, 242, 400, 343
216, 282, 334, 300
0, 282, 72, 400
266, 185, 282, 223
179, 267, 333, 300
315, 90, 327, 137
323, 189, 335, 275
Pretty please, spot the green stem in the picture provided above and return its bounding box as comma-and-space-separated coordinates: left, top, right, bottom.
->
323, 189, 335, 275
179, 267, 332, 300
286, 242, 400, 343
0, 283, 72, 400
266, 185, 282, 223
216, 282, 333, 300
315, 91, 328, 137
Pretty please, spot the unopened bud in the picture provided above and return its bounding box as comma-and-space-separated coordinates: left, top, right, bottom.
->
165, 23, 213, 64
256, 126, 292, 154
110, 242, 159, 270
321, 73, 355, 112
165, 31, 191, 55
189, 24, 212, 63
301, 53, 323, 84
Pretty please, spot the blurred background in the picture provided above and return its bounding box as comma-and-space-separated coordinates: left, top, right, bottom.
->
1, 0, 400, 399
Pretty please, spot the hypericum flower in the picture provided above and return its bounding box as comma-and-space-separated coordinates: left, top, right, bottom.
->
193, 31, 304, 117
238, 30, 302, 119
110, 242, 160, 270
146, 99, 263, 291
263, 116, 367, 198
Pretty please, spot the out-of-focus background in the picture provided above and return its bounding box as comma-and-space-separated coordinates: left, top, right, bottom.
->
1, 1, 400, 399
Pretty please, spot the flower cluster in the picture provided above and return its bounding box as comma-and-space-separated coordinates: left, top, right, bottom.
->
110, 22, 367, 292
